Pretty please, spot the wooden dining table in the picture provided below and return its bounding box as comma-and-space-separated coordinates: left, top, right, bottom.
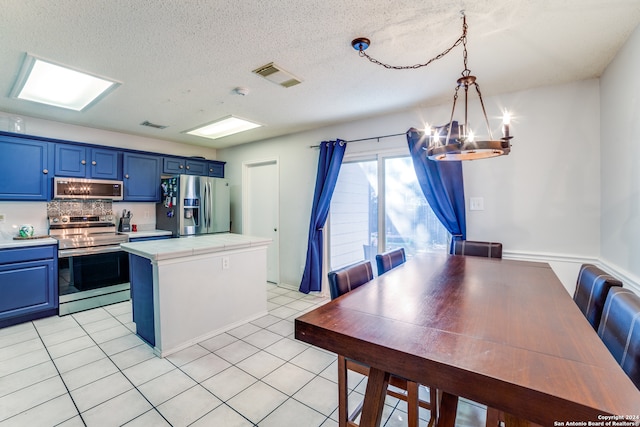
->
294, 253, 640, 426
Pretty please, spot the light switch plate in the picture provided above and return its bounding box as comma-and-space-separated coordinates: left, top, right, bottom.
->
0, 213, 5, 222
470, 197, 484, 211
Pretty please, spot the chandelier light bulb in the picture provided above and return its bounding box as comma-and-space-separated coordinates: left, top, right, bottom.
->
502, 111, 511, 139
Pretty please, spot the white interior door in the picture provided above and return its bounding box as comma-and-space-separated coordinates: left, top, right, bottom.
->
244, 160, 279, 284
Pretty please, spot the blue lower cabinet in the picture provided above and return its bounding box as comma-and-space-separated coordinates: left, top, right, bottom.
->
128, 234, 170, 345
0, 245, 58, 328
129, 254, 154, 346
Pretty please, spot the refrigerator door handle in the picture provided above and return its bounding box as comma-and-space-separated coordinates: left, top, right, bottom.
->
204, 181, 209, 229
207, 181, 215, 233
208, 181, 213, 230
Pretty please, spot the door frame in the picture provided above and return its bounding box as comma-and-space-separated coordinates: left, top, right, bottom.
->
242, 157, 280, 284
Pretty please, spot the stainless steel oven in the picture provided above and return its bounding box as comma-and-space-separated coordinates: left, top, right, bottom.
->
50, 215, 130, 315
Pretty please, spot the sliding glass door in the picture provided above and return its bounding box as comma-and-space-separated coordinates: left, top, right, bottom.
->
329, 154, 448, 274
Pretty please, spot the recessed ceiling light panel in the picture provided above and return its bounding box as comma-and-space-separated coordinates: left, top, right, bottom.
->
185, 116, 262, 140
10, 54, 121, 111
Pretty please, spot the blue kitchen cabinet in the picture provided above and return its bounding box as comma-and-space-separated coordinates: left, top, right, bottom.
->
163, 157, 223, 177
0, 134, 51, 201
55, 143, 121, 180
123, 152, 161, 201
185, 159, 208, 176
207, 161, 225, 178
163, 157, 185, 174
0, 245, 58, 328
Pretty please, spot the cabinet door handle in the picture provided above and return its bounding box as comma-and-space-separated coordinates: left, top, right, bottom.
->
179, 165, 184, 169
81, 160, 86, 165
186, 165, 190, 170
92, 160, 97, 165
43, 169, 48, 174
125, 174, 130, 179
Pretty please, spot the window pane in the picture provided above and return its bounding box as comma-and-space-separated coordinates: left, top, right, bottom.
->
384, 157, 448, 257
329, 160, 377, 271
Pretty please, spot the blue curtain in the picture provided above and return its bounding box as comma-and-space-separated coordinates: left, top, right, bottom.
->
406, 127, 466, 251
299, 140, 346, 293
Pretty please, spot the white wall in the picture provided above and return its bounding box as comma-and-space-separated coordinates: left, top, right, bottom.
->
219, 79, 602, 292
600, 23, 640, 293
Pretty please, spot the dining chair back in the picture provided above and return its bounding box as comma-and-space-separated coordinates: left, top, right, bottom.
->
327, 260, 373, 300
451, 240, 502, 258
597, 287, 640, 390
375, 247, 406, 276
574, 264, 623, 330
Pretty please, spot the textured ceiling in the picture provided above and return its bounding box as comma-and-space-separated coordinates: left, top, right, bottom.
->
1, 0, 639, 149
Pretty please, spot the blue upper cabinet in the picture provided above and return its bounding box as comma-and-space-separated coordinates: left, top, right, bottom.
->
207, 161, 225, 178
185, 159, 207, 175
91, 148, 122, 180
0, 134, 51, 201
163, 157, 225, 177
55, 143, 121, 180
163, 157, 185, 174
123, 152, 161, 201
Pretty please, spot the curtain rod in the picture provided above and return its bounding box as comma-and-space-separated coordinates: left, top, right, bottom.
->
309, 132, 406, 148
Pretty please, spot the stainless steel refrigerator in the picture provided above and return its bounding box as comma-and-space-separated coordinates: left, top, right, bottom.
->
156, 175, 230, 237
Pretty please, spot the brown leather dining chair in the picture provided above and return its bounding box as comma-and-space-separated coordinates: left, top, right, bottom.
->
375, 247, 406, 276
573, 264, 623, 330
328, 260, 438, 426
597, 286, 640, 390
451, 240, 502, 258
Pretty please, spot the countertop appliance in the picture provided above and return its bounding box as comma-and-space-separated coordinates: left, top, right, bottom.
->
156, 175, 230, 237
49, 214, 130, 315
54, 177, 124, 200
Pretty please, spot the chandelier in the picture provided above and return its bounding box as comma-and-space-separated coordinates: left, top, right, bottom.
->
351, 12, 513, 161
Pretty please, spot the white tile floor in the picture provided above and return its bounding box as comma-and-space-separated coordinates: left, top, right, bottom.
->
0, 283, 487, 426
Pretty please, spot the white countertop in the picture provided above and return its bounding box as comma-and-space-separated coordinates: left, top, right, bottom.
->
120, 233, 272, 261
0, 236, 58, 250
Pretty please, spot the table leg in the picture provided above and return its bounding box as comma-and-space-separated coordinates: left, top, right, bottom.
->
407, 381, 419, 427
436, 392, 458, 427
337, 355, 348, 427
359, 367, 390, 427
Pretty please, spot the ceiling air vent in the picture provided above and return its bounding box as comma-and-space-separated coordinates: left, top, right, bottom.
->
252, 62, 302, 88
140, 120, 168, 129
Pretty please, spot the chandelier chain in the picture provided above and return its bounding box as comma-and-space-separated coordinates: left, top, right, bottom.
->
357, 17, 468, 70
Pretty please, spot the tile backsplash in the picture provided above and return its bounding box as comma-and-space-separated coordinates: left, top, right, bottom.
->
46, 200, 114, 217
0, 201, 157, 240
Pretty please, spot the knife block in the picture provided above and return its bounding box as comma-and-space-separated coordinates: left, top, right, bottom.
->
118, 217, 131, 232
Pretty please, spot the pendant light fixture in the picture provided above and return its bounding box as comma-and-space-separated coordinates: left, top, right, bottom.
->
351, 11, 513, 161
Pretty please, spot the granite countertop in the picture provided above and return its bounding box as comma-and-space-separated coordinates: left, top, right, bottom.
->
120, 233, 272, 261
0, 236, 58, 250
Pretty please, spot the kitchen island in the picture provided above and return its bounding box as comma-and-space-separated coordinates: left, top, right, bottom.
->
120, 233, 271, 357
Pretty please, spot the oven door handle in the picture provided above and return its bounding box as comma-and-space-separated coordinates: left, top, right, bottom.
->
58, 245, 125, 258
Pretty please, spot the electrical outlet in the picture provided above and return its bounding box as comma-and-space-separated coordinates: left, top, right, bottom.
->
222, 256, 230, 269
470, 197, 484, 211
0, 213, 5, 222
